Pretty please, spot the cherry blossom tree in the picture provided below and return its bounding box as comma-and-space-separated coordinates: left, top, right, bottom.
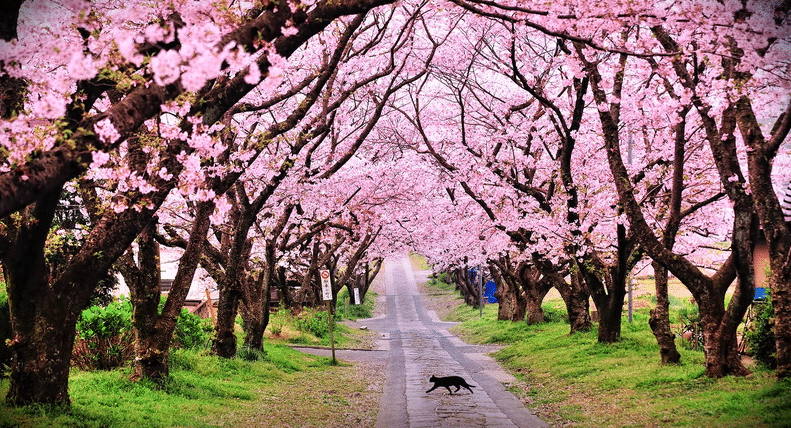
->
0, 0, 402, 406
1, 1, 790, 411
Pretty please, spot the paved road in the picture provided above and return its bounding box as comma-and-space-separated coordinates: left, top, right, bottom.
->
359, 257, 547, 428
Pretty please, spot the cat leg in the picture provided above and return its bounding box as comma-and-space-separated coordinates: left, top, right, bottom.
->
426, 385, 438, 393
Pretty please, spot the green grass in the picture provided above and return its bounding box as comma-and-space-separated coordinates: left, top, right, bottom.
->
0, 344, 348, 427
424, 278, 791, 427
264, 292, 378, 349
0, 300, 382, 428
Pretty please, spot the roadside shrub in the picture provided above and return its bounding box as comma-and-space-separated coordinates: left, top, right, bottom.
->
73, 297, 135, 370
427, 272, 454, 291
294, 307, 333, 338
73, 296, 214, 370
745, 297, 776, 369
174, 307, 213, 349
336, 288, 373, 320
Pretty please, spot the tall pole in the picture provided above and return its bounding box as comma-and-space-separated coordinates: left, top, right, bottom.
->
479, 264, 483, 318
628, 277, 634, 323
320, 269, 336, 365
627, 137, 634, 323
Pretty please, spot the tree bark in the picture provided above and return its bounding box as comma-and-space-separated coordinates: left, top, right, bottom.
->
734, 96, 791, 379
120, 201, 213, 381
3, 189, 76, 406
452, 268, 481, 307
489, 260, 526, 322
582, 254, 628, 344
649, 262, 681, 364
213, 285, 242, 358
353, 257, 382, 304
553, 270, 592, 333
519, 264, 553, 325
241, 271, 267, 351
124, 224, 167, 380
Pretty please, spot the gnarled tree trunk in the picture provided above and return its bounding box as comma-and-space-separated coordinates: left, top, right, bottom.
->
489, 260, 526, 322
121, 202, 213, 381
3, 190, 88, 406
518, 263, 553, 324
553, 270, 592, 333
648, 262, 681, 364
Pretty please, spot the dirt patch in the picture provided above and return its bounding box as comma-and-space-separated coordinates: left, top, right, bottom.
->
415, 271, 464, 321
245, 358, 385, 427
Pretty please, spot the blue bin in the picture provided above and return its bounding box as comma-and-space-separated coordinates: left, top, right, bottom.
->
484, 279, 498, 303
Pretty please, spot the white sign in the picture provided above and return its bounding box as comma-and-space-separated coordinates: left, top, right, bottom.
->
353, 288, 361, 305
320, 269, 332, 301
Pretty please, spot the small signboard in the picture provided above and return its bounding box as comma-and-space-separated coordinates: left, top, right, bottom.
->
320, 269, 332, 301
353, 288, 361, 305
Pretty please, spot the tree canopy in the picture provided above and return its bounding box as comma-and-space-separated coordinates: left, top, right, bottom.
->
1, 0, 790, 406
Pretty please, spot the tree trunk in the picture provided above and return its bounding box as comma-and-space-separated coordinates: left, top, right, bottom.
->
6, 309, 76, 406
212, 195, 256, 358
554, 271, 592, 333
774, 279, 791, 379
524, 296, 545, 324
353, 258, 383, 305
1, 14, 76, 407
213, 285, 241, 358
489, 263, 526, 322
699, 299, 751, 377
587, 267, 626, 344
125, 225, 167, 380
595, 295, 624, 343
121, 203, 213, 381
519, 264, 553, 325
648, 262, 681, 364
4, 189, 81, 406
451, 268, 480, 307
241, 271, 269, 352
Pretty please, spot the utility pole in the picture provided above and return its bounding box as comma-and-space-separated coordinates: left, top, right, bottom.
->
627, 136, 634, 323
479, 264, 483, 318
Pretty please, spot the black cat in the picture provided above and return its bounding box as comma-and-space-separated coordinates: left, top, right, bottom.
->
425, 375, 476, 394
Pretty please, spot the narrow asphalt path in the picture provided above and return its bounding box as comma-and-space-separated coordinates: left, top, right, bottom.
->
360, 257, 548, 428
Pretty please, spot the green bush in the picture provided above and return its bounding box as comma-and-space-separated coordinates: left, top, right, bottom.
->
294, 307, 333, 338
335, 288, 373, 319
73, 297, 213, 370
745, 297, 776, 369
173, 307, 213, 350
74, 297, 135, 370
77, 297, 133, 339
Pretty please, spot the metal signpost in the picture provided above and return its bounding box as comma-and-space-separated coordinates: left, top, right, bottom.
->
320, 269, 336, 364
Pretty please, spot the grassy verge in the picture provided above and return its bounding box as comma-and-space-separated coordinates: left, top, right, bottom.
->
0, 343, 378, 427
424, 277, 791, 427
264, 289, 379, 349
0, 293, 382, 427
